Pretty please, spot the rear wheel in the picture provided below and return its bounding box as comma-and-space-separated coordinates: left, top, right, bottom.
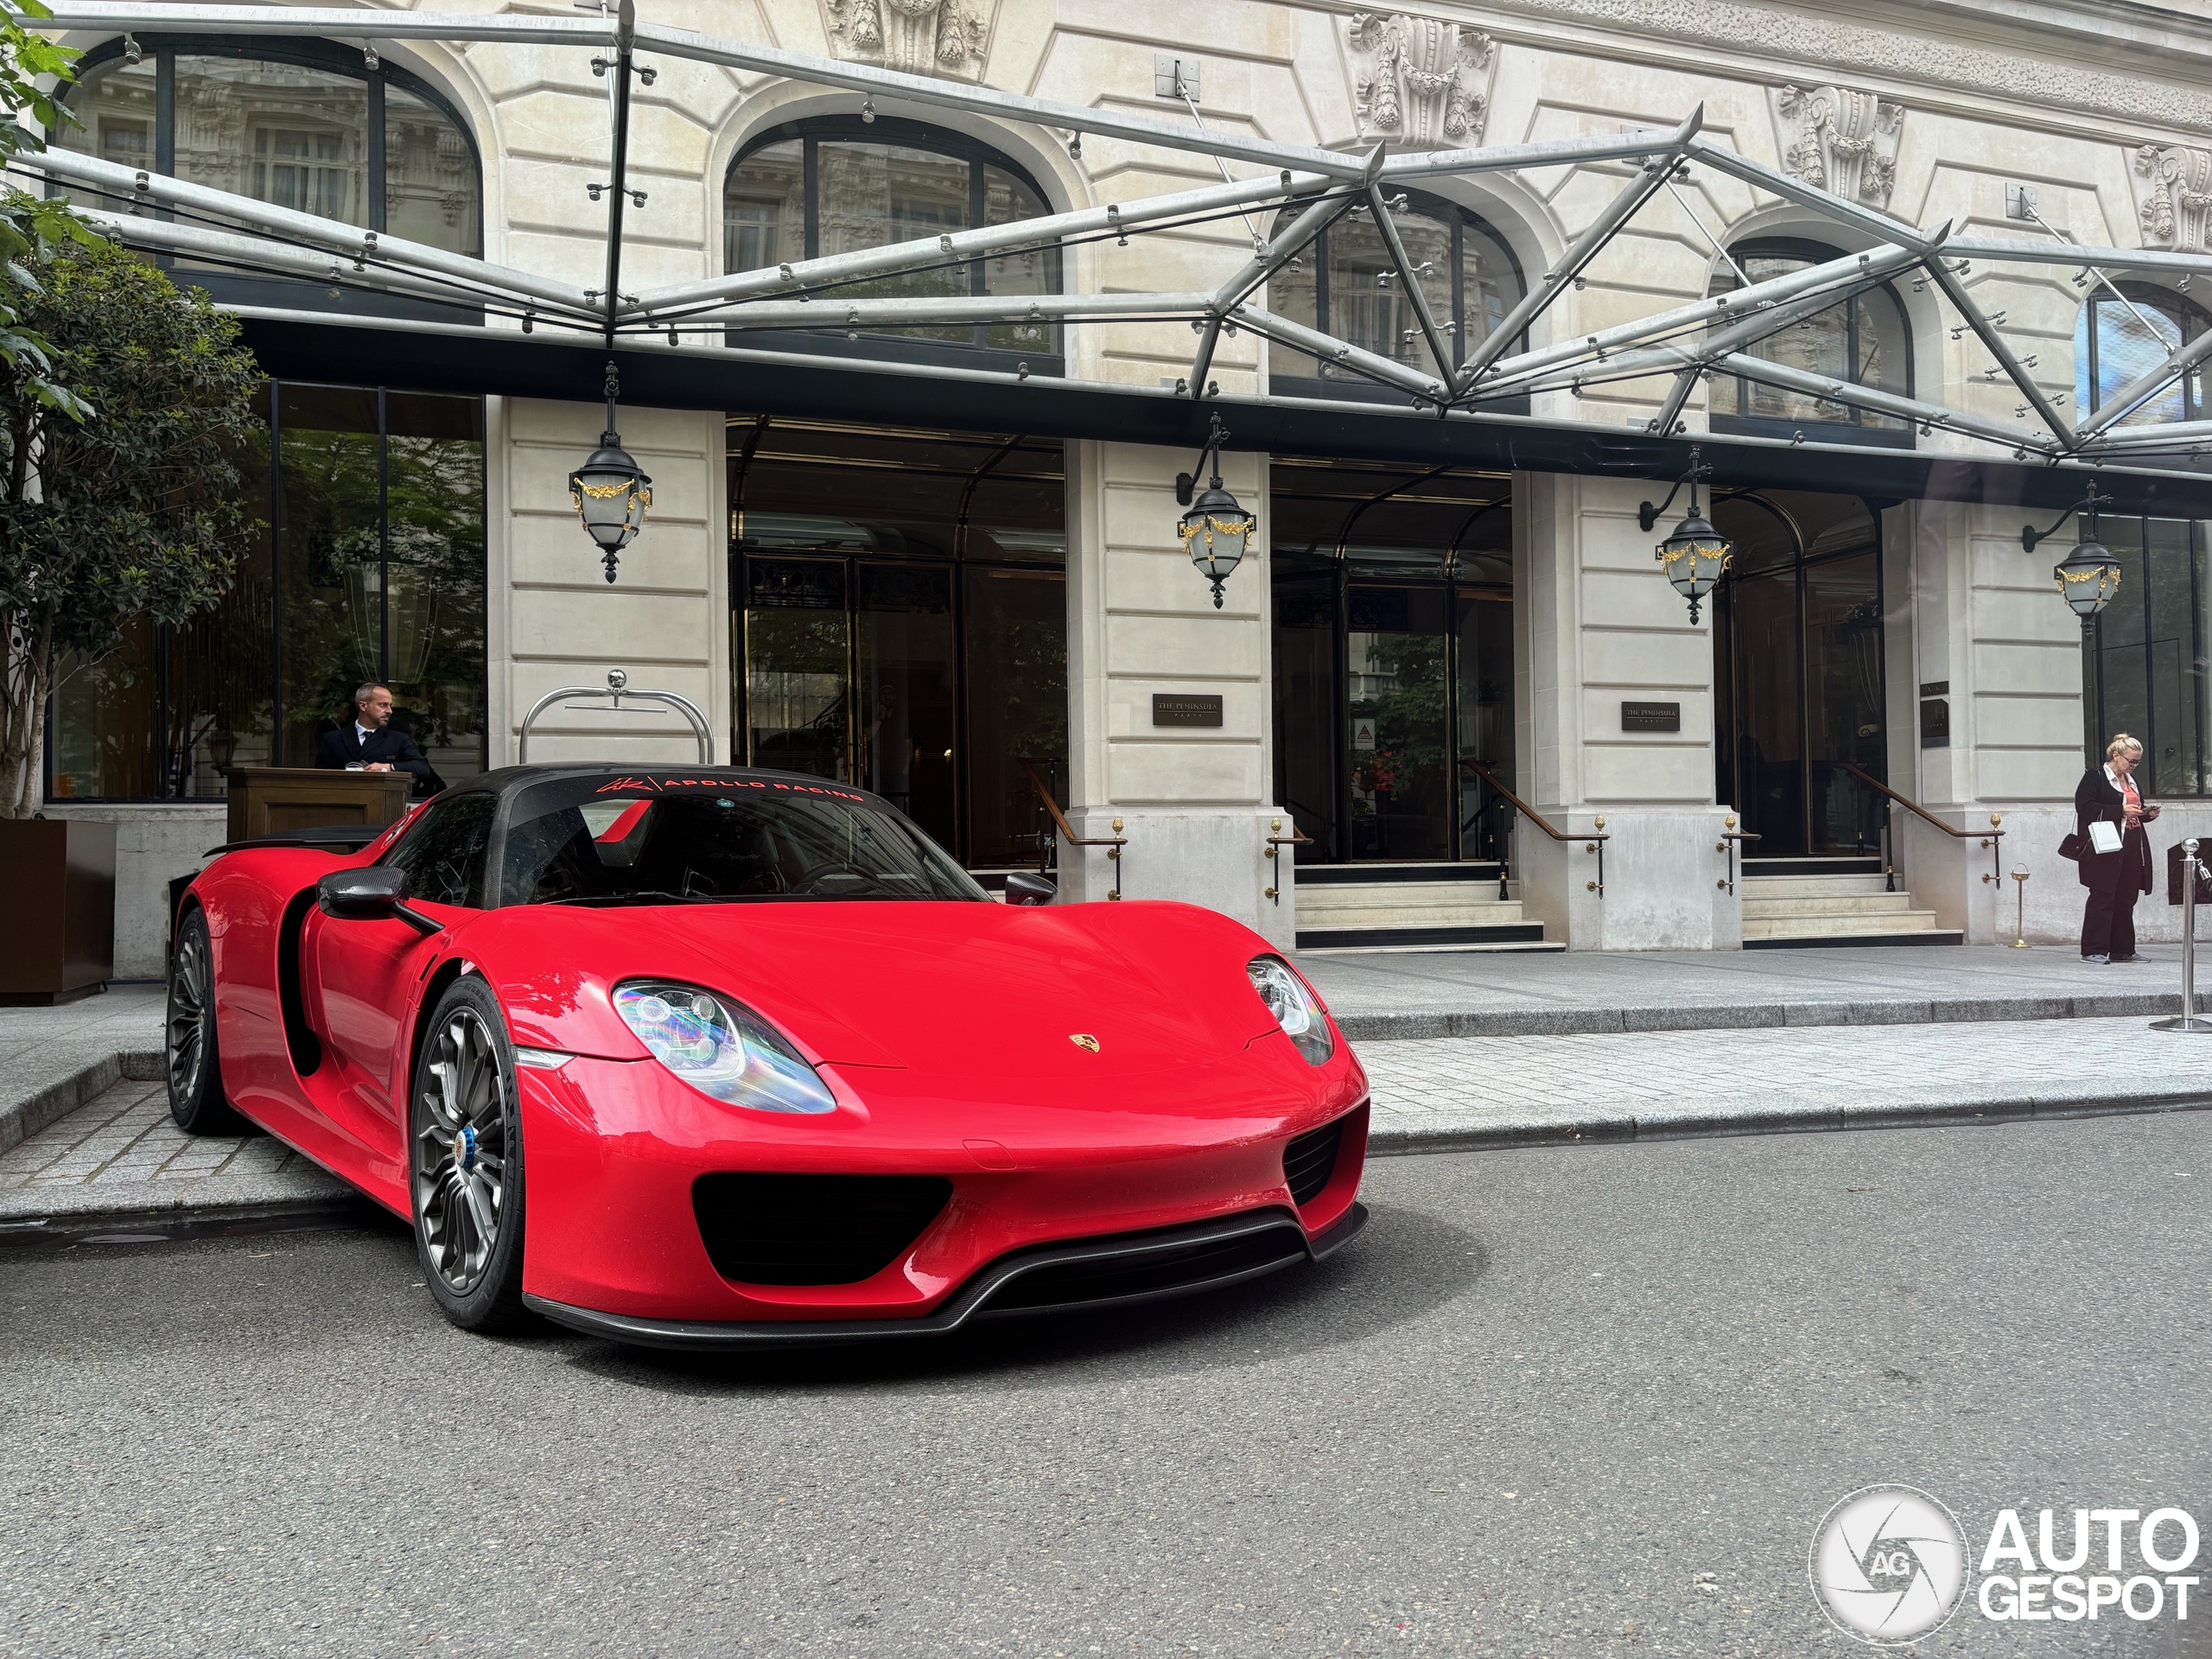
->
167, 909, 251, 1135
410, 976, 530, 1332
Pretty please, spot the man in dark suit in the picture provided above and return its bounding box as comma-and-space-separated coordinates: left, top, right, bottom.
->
2075, 732, 2158, 963
315, 683, 445, 798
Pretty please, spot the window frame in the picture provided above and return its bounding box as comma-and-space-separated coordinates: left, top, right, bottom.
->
722, 116, 1065, 376
54, 35, 485, 322
2077, 282, 2211, 430
1707, 237, 1916, 451
1265, 188, 1529, 413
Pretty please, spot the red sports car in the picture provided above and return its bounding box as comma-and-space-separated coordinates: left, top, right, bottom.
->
166, 766, 1369, 1345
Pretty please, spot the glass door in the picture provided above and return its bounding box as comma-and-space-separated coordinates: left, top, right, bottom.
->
745, 558, 851, 780
855, 562, 957, 849
1347, 585, 1452, 861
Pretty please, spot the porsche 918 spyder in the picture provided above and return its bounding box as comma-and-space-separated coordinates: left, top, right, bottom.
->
166, 766, 1369, 1345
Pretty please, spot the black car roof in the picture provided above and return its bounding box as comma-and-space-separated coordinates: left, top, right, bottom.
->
464, 764, 895, 814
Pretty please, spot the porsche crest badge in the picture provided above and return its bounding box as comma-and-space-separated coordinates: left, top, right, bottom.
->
1068, 1033, 1102, 1052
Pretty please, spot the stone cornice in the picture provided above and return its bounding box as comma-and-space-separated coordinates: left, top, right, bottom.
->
1339, 0, 2212, 135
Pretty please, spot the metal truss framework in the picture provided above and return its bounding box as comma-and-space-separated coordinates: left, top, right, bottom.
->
15, 0, 2212, 474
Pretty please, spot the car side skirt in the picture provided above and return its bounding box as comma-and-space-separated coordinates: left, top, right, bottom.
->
523, 1202, 1369, 1351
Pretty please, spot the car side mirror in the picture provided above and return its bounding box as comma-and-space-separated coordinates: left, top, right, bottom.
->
316, 866, 440, 935
1003, 870, 1056, 907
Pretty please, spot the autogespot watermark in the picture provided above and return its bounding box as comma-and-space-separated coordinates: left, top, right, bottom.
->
1809, 1487, 2203, 1643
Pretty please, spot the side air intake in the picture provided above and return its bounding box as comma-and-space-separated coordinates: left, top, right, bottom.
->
1282, 1116, 1345, 1207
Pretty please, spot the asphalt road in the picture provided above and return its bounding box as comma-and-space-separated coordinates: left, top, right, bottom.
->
7, 1113, 2212, 1658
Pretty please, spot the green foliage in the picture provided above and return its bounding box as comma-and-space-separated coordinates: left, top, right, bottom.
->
0, 2, 94, 416
0, 235, 264, 814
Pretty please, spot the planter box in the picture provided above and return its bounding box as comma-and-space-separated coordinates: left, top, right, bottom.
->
0, 817, 116, 1005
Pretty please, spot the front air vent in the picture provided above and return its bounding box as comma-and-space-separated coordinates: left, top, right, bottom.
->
1283, 1116, 1345, 1207
692, 1173, 953, 1286
976, 1217, 1309, 1317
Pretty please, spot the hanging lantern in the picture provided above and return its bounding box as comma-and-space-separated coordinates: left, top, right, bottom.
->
2025, 476, 2120, 626
2053, 538, 2121, 619
1637, 444, 1732, 625
568, 360, 652, 583
1654, 510, 1733, 626
1174, 413, 1257, 608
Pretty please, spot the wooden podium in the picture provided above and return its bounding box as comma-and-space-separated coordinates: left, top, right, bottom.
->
225, 767, 415, 845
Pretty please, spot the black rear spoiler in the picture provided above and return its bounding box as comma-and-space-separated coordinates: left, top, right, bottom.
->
202, 824, 386, 857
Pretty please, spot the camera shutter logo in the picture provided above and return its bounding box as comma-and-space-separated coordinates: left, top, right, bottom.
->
1809, 1484, 1971, 1643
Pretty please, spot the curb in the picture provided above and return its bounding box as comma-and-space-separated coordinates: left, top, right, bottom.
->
1364, 1086, 2212, 1155
1333, 991, 2186, 1044
0, 1049, 164, 1159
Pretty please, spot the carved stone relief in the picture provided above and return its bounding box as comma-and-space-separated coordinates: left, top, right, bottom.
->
1348, 14, 1497, 149
2135, 145, 2212, 253
823, 0, 993, 79
1772, 84, 1905, 210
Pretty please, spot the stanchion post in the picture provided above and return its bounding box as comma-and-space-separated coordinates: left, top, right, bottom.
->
2009, 863, 2029, 948
2152, 837, 2212, 1033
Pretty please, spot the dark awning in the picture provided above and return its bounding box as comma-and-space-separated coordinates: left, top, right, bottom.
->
236, 310, 2212, 518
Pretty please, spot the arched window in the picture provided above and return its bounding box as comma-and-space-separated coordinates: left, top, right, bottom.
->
54, 39, 481, 257
1707, 239, 1912, 447
2075, 283, 2210, 428
1268, 192, 1525, 405
724, 118, 1061, 370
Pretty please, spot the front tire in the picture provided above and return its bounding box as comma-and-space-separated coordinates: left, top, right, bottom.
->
410, 976, 530, 1332
167, 908, 251, 1135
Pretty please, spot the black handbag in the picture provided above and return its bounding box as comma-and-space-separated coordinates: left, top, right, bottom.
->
2059, 830, 2087, 861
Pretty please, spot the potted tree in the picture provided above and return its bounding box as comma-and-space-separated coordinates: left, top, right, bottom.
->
0, 194, 263, 998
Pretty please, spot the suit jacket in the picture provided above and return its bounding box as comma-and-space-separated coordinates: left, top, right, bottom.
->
315, 721, 445, 798
2075, 765, 2153, 895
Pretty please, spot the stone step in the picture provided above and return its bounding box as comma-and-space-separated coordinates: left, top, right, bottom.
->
1738, 874, 1895, 899
1745, 908, 1946, 938
1741, 893, 1923, 918
1295, 921, 1551, 951
1296, 901, 1529, 931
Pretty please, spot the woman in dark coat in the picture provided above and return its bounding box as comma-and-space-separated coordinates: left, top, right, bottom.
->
2075, 733, 2159, 962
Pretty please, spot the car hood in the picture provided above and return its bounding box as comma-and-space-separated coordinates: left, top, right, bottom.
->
480, 899, 1290, 1080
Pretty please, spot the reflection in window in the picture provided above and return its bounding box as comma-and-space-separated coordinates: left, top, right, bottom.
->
1268, 193, 1524, 401
2082, 517, 2212, 797
723, 119, 1060, 360
2075, 287, 2208, 429
54, 40, 480, 258
46, 383, 486, 802
1707, 241, 1911, 441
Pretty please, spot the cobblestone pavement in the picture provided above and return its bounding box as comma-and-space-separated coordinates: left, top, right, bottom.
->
0, 1077, 349, 1224
1356, 1011, 2212, 1147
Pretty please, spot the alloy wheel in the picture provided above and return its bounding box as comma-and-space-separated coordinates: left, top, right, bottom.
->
167, 928, 210, 1102
413, 1007, 512, 1296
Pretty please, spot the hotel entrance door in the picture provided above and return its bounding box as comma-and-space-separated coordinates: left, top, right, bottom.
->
1270, 461, 1514, 864
1712, 490, 1887, 858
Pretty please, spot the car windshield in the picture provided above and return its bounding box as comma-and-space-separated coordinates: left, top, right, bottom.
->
498, 775, 989, 906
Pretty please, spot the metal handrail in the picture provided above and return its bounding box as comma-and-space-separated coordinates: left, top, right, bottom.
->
1020, 759, 1126, 900
1264, 814, 1313, 905
1459, 758, 1610, 899
1836, 761, 2004, 890
1717, 815, 1760, 896
518, 669, 713, 764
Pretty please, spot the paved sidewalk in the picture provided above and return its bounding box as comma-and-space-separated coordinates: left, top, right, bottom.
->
0, 1077, 350, 1230
6, 1013, 2210, 1232
1300, 942, 2201, 1039
0, 984, 166, 1155
1357, 1013, 2212, 1150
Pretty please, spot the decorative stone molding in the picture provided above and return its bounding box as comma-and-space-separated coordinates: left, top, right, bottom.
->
1773, 84, 1905, 209
2135, 145, 2212, 253
823, 0, 993, 79
1348, 14, 1497, 149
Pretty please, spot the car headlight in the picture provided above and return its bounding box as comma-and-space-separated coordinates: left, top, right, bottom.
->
1247, 956, 1334, 1066
613, 981, 836, 1114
